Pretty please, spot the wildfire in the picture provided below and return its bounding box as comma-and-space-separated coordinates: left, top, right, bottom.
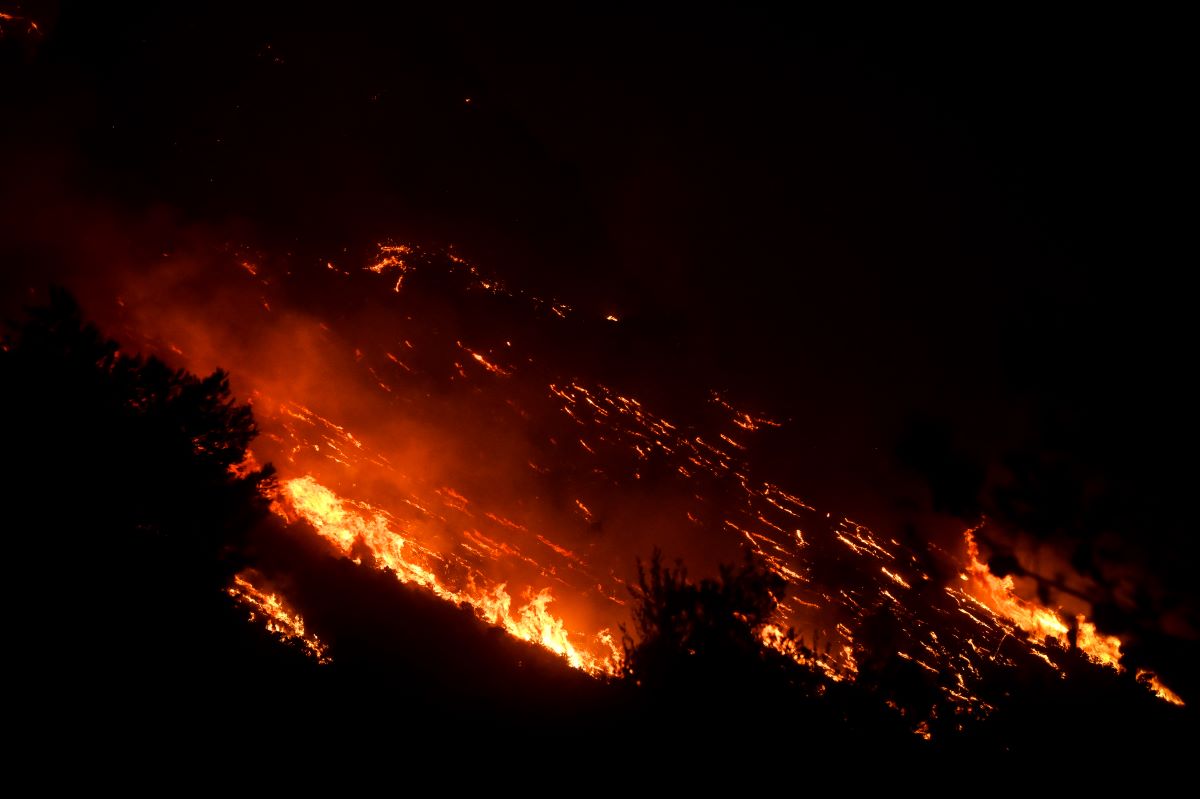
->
368, 244, 412, 291
760, 623, 854, 682
228, 573, 330, 663
0, 10, 40, 36
104, 237, 1186, 720
1137, 669, 1186, 707
1075, 617, 1123, 670
277, 475, 621, 675
962, 527, 1123, 670
457, 342, 510, 376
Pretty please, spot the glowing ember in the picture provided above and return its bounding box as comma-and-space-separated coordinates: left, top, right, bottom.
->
760, 623, 853, 681
102, 238, 1184, 718
457, 342, 510, 376
228, 574, 330, 663
368, 244, 412, 292
0, 10, 40, 36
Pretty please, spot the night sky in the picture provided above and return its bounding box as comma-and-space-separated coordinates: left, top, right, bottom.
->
3, 4, 1196, 713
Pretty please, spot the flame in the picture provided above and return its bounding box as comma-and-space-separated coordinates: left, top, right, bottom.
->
1075, 617, 1123, 670
760, 623, 855, 681
457, 342, 510, 376
277, 474, 620, 674
368, 244, 412, 291
0, 10, 40, 36
95, 237, 1184, 719
1136, 669, 1185, 707
963, 528, 1124, 670
227, 574, 330, 663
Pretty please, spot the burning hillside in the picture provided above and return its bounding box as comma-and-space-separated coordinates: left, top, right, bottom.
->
3, 6, 1194, 767
73, 240, 1180, 730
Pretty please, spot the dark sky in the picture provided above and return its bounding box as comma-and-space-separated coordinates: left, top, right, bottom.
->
2, 4, 1196, 659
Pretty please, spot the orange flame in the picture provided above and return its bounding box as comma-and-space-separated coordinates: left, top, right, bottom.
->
1136, 669, 1185, 707
1075, 617, 1123, 670
94, 237, 1184, 717
227, 574, 330, 663
277, 475, 620, 674
368, 244, 412, 291
760, 622, 856, 681
963, 528, 1123, 670
0, 10, 40, 36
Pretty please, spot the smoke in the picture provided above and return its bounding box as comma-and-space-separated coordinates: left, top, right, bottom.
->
6, 2, 1196, 712
0, 146, 745, 642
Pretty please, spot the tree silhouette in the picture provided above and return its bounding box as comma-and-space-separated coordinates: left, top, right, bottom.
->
4, 287, 272, 566
2, 289, 1187, 765
2, 287, 281, 696
620, 548, 792, 691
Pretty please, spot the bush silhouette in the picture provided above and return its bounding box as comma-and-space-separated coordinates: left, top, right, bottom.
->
621, 548, 791, 691
2, 287, 282, 695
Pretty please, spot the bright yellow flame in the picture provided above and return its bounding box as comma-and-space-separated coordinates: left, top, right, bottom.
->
963, 528, 1125, 671
278, 475, 620, 674
1136, 669, 1185, 707
1076, 617, 1123, 670
759, 623, 857, 681
227, 574, 330, 663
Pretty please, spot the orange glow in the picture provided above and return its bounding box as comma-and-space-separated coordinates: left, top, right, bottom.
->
1076, 617, 1123, 670
94, 237, 1183, 721
963, 528, 1125, 671
881, 567, 911, 590
457, 342, 510, 376
368, 243, 413, 291
1136, 669, 1185, 707
0, 10, 40, 35
760, 623, 856, 681
227, 574, 330, 663
277, 475, 620, 674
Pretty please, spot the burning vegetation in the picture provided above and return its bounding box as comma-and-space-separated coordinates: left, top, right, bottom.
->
4, 232, 1188, 740
227, 572, 330, 664
2, 262, 1193, 766
242, 244, 1185, 715
275, 473, 619, 674
3, 6, 1196, 776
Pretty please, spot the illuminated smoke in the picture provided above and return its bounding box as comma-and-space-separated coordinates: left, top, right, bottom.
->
55, 238, 1184, 715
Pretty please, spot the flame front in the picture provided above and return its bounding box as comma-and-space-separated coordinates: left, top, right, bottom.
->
1137, 669, 1186, 707
278, 474, 620, 674
102, 239, 1186, 716
963, 527, 1124, 670
228, 574, 330, 664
